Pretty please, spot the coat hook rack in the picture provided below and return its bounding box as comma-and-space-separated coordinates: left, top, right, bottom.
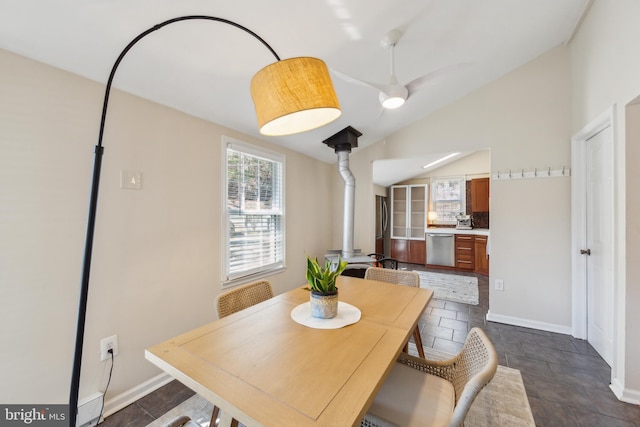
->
493, 166, 570, 180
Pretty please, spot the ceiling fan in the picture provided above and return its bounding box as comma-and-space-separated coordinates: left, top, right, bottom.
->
334, 29, 467, 110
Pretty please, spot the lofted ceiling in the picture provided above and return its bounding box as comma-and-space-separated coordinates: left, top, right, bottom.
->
0, 0, 590, 185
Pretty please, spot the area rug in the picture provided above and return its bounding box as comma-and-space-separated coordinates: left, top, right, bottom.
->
409, 345, 536, 427
147, 395, 214, 427
148, 346, 535, 427
413, 270, 479, 305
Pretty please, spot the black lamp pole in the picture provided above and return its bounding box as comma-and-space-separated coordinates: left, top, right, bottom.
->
69, 16, 280, 426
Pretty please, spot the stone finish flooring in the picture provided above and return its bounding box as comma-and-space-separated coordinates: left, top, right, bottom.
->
101, 265, 640, 427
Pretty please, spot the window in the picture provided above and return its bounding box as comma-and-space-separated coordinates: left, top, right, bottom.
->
430, 176, 465, 224
224, 138, 285, 282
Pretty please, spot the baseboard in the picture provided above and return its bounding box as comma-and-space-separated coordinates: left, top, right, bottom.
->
77, 392, 103, 427
486, 311, 573, 335
103, 372, 173, 418
610, 378, 640, 405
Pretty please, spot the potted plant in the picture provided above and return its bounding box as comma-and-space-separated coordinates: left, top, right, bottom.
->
306, 255, 348, 319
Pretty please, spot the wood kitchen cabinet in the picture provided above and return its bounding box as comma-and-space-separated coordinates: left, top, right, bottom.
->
408, 239, 426, 264
391, 238, 426, 265
474, 235, 489, 275
455, 234, 475, 270
425, 231, 489, 273
471, 178, 490, 212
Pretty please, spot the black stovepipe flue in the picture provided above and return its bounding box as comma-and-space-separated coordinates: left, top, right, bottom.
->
69, 16, 280, 426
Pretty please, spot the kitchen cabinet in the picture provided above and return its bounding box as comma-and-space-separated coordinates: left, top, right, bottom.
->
474, 235, 489, 275
426, 229, 489, 273
391, 238, 426, 264
408, 240, 426, 264
455, 234, 475, 270
471, 178, 490, 212
391, 185, 427, 264
391, 185, 427, 239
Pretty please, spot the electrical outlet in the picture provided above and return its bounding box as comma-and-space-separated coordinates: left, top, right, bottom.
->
100, 335, 119, 361
120, 170, 142, 190
495, 279, 504, 291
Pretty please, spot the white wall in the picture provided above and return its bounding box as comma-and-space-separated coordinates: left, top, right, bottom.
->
373, 184, 387, 197
0, 48, 335, 406
341, 46, 573, 330
624, 99, 640, 401
570, 0, 640, 402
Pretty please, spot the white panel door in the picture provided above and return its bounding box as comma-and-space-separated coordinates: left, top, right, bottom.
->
585, 125, 614, 365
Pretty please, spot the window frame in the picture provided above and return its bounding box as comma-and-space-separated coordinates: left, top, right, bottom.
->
222, 136, 286, 286
429, 175, 466, 225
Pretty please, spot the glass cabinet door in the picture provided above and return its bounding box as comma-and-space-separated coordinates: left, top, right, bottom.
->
409, 185, 426, 239
391, 185, 427, 240
391, 186, 407, 238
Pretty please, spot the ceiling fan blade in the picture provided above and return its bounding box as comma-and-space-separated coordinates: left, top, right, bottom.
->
405, 61, 472, 97
330, 68, 391, 94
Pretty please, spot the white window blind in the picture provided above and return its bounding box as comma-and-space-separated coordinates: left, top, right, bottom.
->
225, 140, 285, 281
430, 176, 465, 224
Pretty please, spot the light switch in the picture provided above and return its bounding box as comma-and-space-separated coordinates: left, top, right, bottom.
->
120, 170, 143, 190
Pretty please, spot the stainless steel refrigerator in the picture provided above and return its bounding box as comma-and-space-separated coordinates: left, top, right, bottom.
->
375, 195, 389, 256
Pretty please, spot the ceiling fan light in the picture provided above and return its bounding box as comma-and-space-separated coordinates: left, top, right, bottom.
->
381, 96, 405, 109
251, 57, 341, 136
379, 84, 408, 109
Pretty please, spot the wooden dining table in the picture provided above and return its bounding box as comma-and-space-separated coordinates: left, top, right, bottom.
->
145, 275, 433, 427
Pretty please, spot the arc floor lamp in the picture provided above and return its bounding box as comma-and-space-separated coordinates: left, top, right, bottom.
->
70, 15, 341, 425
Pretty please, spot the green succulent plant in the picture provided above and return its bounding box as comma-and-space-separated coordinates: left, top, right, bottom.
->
306, 255, 348, 294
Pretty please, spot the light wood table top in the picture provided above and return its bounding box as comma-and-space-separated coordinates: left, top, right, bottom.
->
145, 276, 433, 427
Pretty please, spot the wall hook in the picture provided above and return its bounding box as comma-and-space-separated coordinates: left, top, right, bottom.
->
492, 166, 570, 181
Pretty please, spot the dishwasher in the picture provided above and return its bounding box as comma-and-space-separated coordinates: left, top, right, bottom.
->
426, 233, 455, 267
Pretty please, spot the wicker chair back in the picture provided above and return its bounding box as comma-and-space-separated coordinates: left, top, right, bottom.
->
364, 267, 420, 288
216, 280, 274, 318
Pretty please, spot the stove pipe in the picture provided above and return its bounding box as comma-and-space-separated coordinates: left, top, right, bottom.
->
323, 126, 362, 259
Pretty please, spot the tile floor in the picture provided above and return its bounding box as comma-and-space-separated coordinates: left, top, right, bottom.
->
101, 265, 640, 427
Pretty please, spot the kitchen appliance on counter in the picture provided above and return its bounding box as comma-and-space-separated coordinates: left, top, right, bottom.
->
456, 213, 472, 230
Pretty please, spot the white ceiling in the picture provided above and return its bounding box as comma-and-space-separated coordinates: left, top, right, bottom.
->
0, 0, 590, 185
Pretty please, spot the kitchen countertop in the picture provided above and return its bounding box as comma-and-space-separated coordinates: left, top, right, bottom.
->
425, 227, 490, 236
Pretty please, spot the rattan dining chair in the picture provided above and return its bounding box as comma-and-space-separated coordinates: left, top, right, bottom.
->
361, 327, 498, 427
212, 280, 273, 426
216, 280, 274, 318
364, 267, 419, 286
364, 267, 425, 358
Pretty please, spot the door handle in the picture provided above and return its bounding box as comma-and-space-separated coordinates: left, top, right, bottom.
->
580, 249, 591, 256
